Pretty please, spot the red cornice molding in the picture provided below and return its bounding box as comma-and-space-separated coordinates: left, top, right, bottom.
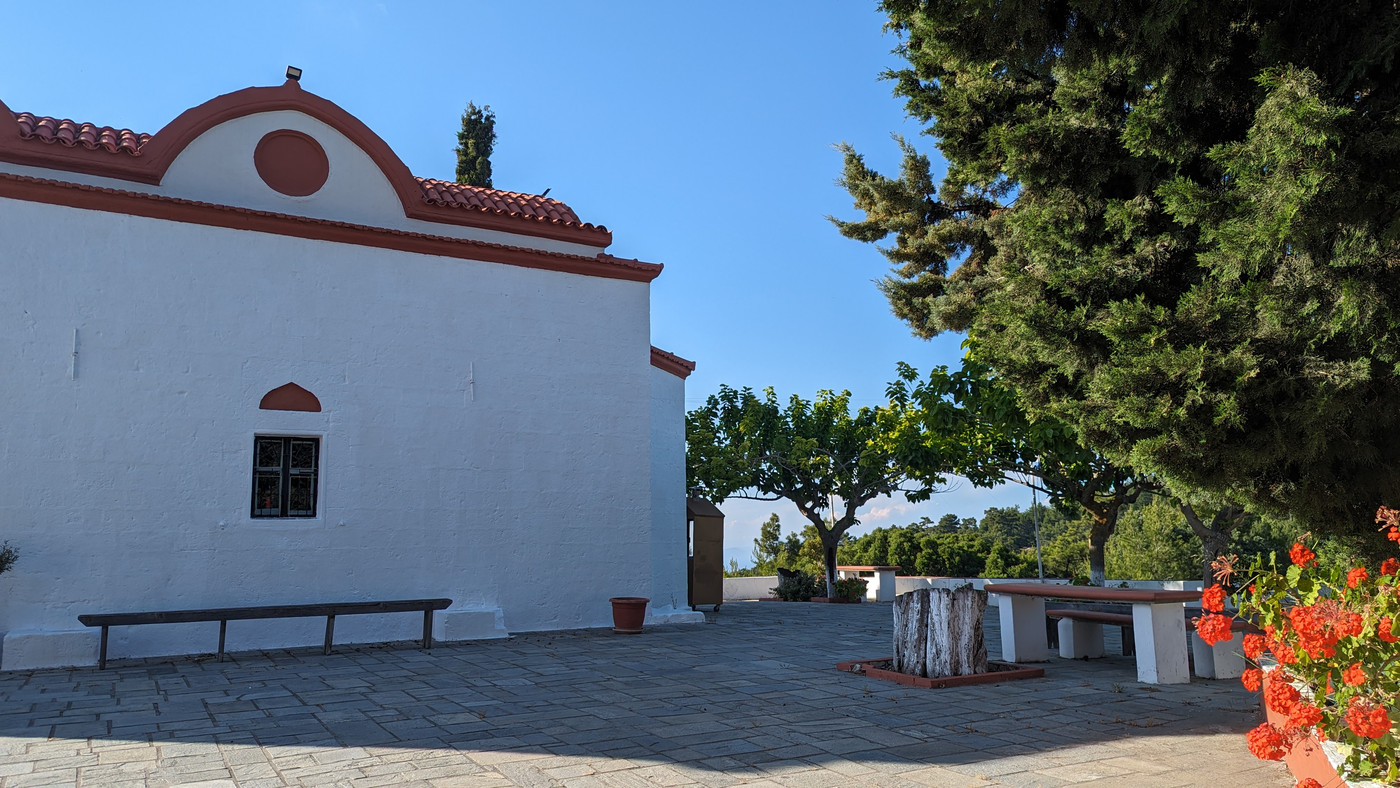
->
0, 172, 661, 283
650, 346, 696, 379
0, 82, 612, 248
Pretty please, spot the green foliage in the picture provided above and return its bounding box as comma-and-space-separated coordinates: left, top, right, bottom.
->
772, 571, 822, 602
882, 359, 1156, 583
983, 541, 1039, 579
1104, 498, 1199, 581
840, 1, 1400, 547
0, 541, 15, 576
455, 102, 496, 188
833, 576, 868, 602
687, 385, 938, 590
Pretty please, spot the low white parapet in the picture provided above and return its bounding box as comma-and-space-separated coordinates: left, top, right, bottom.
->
723, 575, 1202, 604
646, 605, 706, 625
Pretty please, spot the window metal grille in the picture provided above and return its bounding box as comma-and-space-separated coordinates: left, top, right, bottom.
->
252, 436, 318, 517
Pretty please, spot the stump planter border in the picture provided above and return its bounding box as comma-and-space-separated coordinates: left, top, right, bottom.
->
836, 657, 1044, 689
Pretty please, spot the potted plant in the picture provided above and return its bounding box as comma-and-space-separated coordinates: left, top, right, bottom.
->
609, 597, 649, 634
1196, 508, 1400, 786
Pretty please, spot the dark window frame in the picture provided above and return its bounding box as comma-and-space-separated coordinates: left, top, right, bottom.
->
251, 436, 319, 518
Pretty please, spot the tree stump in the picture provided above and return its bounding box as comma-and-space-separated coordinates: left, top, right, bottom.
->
893, 587, 989, 678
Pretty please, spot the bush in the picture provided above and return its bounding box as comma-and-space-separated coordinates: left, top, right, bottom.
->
772, 571, 822, 601
0, 542, 16, 576
834, 576, 867, 602
1197, 506, 1400, 784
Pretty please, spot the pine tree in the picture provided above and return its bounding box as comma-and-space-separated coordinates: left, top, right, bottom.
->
455, 102, 496, 188
836, 1, 1400, 546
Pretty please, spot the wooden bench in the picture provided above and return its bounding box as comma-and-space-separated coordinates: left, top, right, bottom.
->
985, 582, 1202, 684
78, 598, 453, 669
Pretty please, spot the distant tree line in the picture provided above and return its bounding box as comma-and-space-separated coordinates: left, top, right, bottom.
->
726, 496, 1303, 582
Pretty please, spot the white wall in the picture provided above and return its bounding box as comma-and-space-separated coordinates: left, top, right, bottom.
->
647, 368, 700, 624
0, 196, 658, 667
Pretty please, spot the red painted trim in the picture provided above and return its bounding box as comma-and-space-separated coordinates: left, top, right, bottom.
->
0, 172, 662, 283
650, 346, 695, 378
254, 129, 329, 197
0, 82, 612, 247
260, 382, 322, 412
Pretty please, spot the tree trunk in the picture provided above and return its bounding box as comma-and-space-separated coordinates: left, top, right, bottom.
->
893, 587, 988, 678
1087, 516, 1111, 586
1181, 503, 1244, 585
823, 540, 838, 597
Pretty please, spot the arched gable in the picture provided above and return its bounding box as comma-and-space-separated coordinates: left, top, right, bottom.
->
0, 82, 611, 246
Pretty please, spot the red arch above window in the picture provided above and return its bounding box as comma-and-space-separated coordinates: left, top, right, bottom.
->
259, 382, 321, 412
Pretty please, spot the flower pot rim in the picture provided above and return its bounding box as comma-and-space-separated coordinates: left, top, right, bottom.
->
609, 596, 650, 604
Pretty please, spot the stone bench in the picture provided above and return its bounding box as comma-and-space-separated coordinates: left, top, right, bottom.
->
985, 582, 1201, 684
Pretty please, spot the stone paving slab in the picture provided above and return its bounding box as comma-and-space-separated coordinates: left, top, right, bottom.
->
0, 601, 1290, 787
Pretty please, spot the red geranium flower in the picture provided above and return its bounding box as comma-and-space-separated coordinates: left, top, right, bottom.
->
1295, 779, 1323, 788
1196, 613, 1234, 646
1241, 666, 1263, 692
1202, 584, 1228, 612
1243, 633, 1265, 660
1290, 542, 1316, 567
1287, 702, 1323, 728
1347, 566, 1369, 588
1381, 557, 1399, 576
1379, 616, 1400, 644
1345, 697, 1392, 739
1342, 662, 1366, 686
1265, 675, 1301, 714
1246, 722, 1292, 760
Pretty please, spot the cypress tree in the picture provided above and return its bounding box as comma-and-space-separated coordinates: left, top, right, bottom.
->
455, 102, 496, 188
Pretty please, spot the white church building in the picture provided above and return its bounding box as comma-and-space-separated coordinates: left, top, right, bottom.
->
0, 78, 702, 670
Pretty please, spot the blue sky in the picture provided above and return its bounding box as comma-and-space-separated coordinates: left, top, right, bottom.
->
1, 2, 1028, 565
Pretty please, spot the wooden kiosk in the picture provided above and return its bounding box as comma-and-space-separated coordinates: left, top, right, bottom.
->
686, 498, 724, 611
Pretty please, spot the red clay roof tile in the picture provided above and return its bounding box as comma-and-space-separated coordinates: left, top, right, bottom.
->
416, 177, 584, 226
14, 113, 149, 156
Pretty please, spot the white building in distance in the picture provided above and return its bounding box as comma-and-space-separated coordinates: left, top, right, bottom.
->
0, 79, 701, 670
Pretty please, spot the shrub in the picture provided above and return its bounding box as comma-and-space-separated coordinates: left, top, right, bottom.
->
772, 571, 822, 602
834, 576, 868, 602
1197, 506, 1400, 784
0, 542, 16, 576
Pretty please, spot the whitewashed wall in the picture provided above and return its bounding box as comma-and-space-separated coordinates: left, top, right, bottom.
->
0, 196, 660, 668
647, 368, 700, 623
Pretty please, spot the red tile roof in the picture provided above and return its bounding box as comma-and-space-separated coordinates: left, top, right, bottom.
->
417, 178, 581, 225
14, 113, 149, 156
650, 346, 696, 378
8, 111, 596, 232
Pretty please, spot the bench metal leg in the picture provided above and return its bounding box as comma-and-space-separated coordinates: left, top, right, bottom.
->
218, 620, 228, 662
324, 615, 335, 656
99, 626, 109, 670
423, 609, 434, 650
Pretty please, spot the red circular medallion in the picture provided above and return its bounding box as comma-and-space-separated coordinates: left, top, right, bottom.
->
254, 129, 329, 196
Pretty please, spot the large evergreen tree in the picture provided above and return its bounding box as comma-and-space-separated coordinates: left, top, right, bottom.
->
837, 1, 1400, 544
455, 102, 496, 188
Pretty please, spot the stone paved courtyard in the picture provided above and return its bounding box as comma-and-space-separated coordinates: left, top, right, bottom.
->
0, 601, 1292, 787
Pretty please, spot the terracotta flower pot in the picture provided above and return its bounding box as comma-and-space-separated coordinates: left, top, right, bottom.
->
609, 597, 649, 634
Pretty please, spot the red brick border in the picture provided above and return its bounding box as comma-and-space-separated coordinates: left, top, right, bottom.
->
835, 657, 1044, 689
